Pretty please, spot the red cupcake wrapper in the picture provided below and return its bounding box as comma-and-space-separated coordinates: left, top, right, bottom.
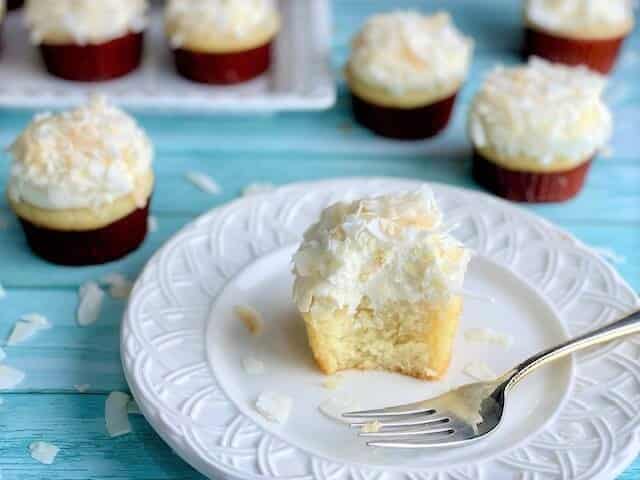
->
523, 27, 625, 74
7, 0, 24, 11
40, 31, 144, 82
172, 42, 272, 85
19, 204, 149, 266
472, 150, 593, 203
350, 91, 457, 140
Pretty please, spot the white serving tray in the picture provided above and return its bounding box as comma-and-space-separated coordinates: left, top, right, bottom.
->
0, 0, 335, 112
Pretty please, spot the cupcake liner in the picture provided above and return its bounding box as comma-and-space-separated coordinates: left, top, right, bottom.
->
172, 41, 272, 85
350, 91, 457, 140
7, 0, 24, 11
472, 150, 593, 203
19, 203, 149, 266
523, 27, 625, 74
39, 31, 144, 82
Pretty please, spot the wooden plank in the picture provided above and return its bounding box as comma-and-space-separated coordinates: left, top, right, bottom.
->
0, 394, 204, 480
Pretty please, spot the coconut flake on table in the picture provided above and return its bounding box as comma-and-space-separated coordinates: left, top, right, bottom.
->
318, 395, 360, 423
0, 364, 26, 389
255, 392, 292, 424
147, 215, 158, 233
105, 391, 132, 438
234, 305, 264, 335
185, 171, 221, 195
7, 313, 52, 346
29, 441, 60, 465
74, 384, 91, 393
464, 328, 513, 348
77, 281, 105, 326
242, 356, 265, 375
242, 182, 276, 197
100, 273, 133, 299
463, 361, 497, 381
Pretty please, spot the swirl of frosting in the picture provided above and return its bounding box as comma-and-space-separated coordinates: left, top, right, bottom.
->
525, 0, 634, 39
24, 0, 148, 45
347, 11, 473, 99
468, 58, 612, 172
165, 0, 280, 52
292, 189, 471, 314
8, 96, 153, 211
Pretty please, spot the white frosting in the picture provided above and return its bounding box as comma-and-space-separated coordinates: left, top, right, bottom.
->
468, 58, 612, 168
8, 96, 153, 210
347, 11, 473, 96
24, 0, 148, 45
165, 0, 278, 48
526, 0, 634, 36
293, 189, 471, 314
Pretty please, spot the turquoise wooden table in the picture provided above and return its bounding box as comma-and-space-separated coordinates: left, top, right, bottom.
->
0, 1, 638, 478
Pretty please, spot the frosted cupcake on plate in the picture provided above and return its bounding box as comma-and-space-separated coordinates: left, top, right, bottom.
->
165, 0, 281, 84
345, 11, 473, 139
7, 96, 154, 265
24, 0, 148, 81
469, 58, 612, 203
523, 0, 634, 74
293, 189, 471, 380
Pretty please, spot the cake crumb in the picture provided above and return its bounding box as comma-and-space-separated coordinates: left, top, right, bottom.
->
361, 421, 382, 433
242, 356, 265, 375
234, 305, 264, 335
463, 361, 497, 381
322, 375, 342, 390
464, 328, 513, 348
255, 391, 292, 424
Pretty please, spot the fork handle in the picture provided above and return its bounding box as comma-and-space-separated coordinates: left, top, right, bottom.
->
506, 309, 640, 391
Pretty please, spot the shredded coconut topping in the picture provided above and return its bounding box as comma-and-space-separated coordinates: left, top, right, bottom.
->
24, 0, 148, 45
293, 189, 471, 314
8, 95, 153, 210
348, 11, 473, 96
468, 58, 612, 170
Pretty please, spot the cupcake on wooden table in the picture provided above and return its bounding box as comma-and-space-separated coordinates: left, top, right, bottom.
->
165, 0, 281, 84
24, 0, 148, 81
469, 58, 612, 203
523, 0, 634, 74
345, 11, 473, 140
7, 96, 154, 265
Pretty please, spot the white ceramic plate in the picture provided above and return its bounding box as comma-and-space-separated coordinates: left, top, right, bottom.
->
0, 0, 334, 112
121, 178, 640, 480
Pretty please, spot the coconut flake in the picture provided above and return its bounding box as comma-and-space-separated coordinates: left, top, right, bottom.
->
185, 171, 221, 195
464, 328, 513, 348
463, 361, 497, 381
319, 396, 361, 423
234, 305, 264, 335
255, 391, 292, 424
242, 182, 276, 197
74, 384, 91, 393
0, 365, 26, 389
7, 313, 51, 346
147, 215, 158, 233
105, 391, 132, 438
29, 441, 60, 465
127, 399, 142, 415
77, 282, 105, 326
100, 273, 133, 299
242, 356, 265, 375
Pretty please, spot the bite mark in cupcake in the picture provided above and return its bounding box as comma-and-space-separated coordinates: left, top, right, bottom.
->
7, 95, 154, 265
345, 11, 473, 139
165, 0, 280, 84
468, 58, 612, 203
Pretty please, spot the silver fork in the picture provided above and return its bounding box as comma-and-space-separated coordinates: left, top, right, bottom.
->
343, 309, 640, 448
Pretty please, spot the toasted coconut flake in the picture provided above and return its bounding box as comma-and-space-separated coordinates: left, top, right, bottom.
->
234, 305, 264, 335
105, 391, 132, 438
255, 391, 292, 424
242, 356, 265, 375
77, 282, 105, 326
0, 365, 26, 389
7, 313, 51, 346
185, 171, 221, 195
29, 441, 60, 465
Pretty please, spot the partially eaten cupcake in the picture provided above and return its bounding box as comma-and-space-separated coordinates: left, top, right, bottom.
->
292, 190, 471, 380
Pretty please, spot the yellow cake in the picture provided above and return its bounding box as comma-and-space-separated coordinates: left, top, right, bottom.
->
292, 189, 471, 380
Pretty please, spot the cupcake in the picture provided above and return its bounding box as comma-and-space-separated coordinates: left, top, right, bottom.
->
523, 0, 635, 74
165, 0, 281, 85
292, 190, 471, 380
345, 11, 473, 140
24, 0, 148, 81
469, 58, 612, 203
7, 96, 154, 266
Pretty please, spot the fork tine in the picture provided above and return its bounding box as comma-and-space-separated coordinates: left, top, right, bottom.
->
342, 402, 436, 418
366, 438, 460, 449
359, 426, 454, 438
349, 417, 450, 429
